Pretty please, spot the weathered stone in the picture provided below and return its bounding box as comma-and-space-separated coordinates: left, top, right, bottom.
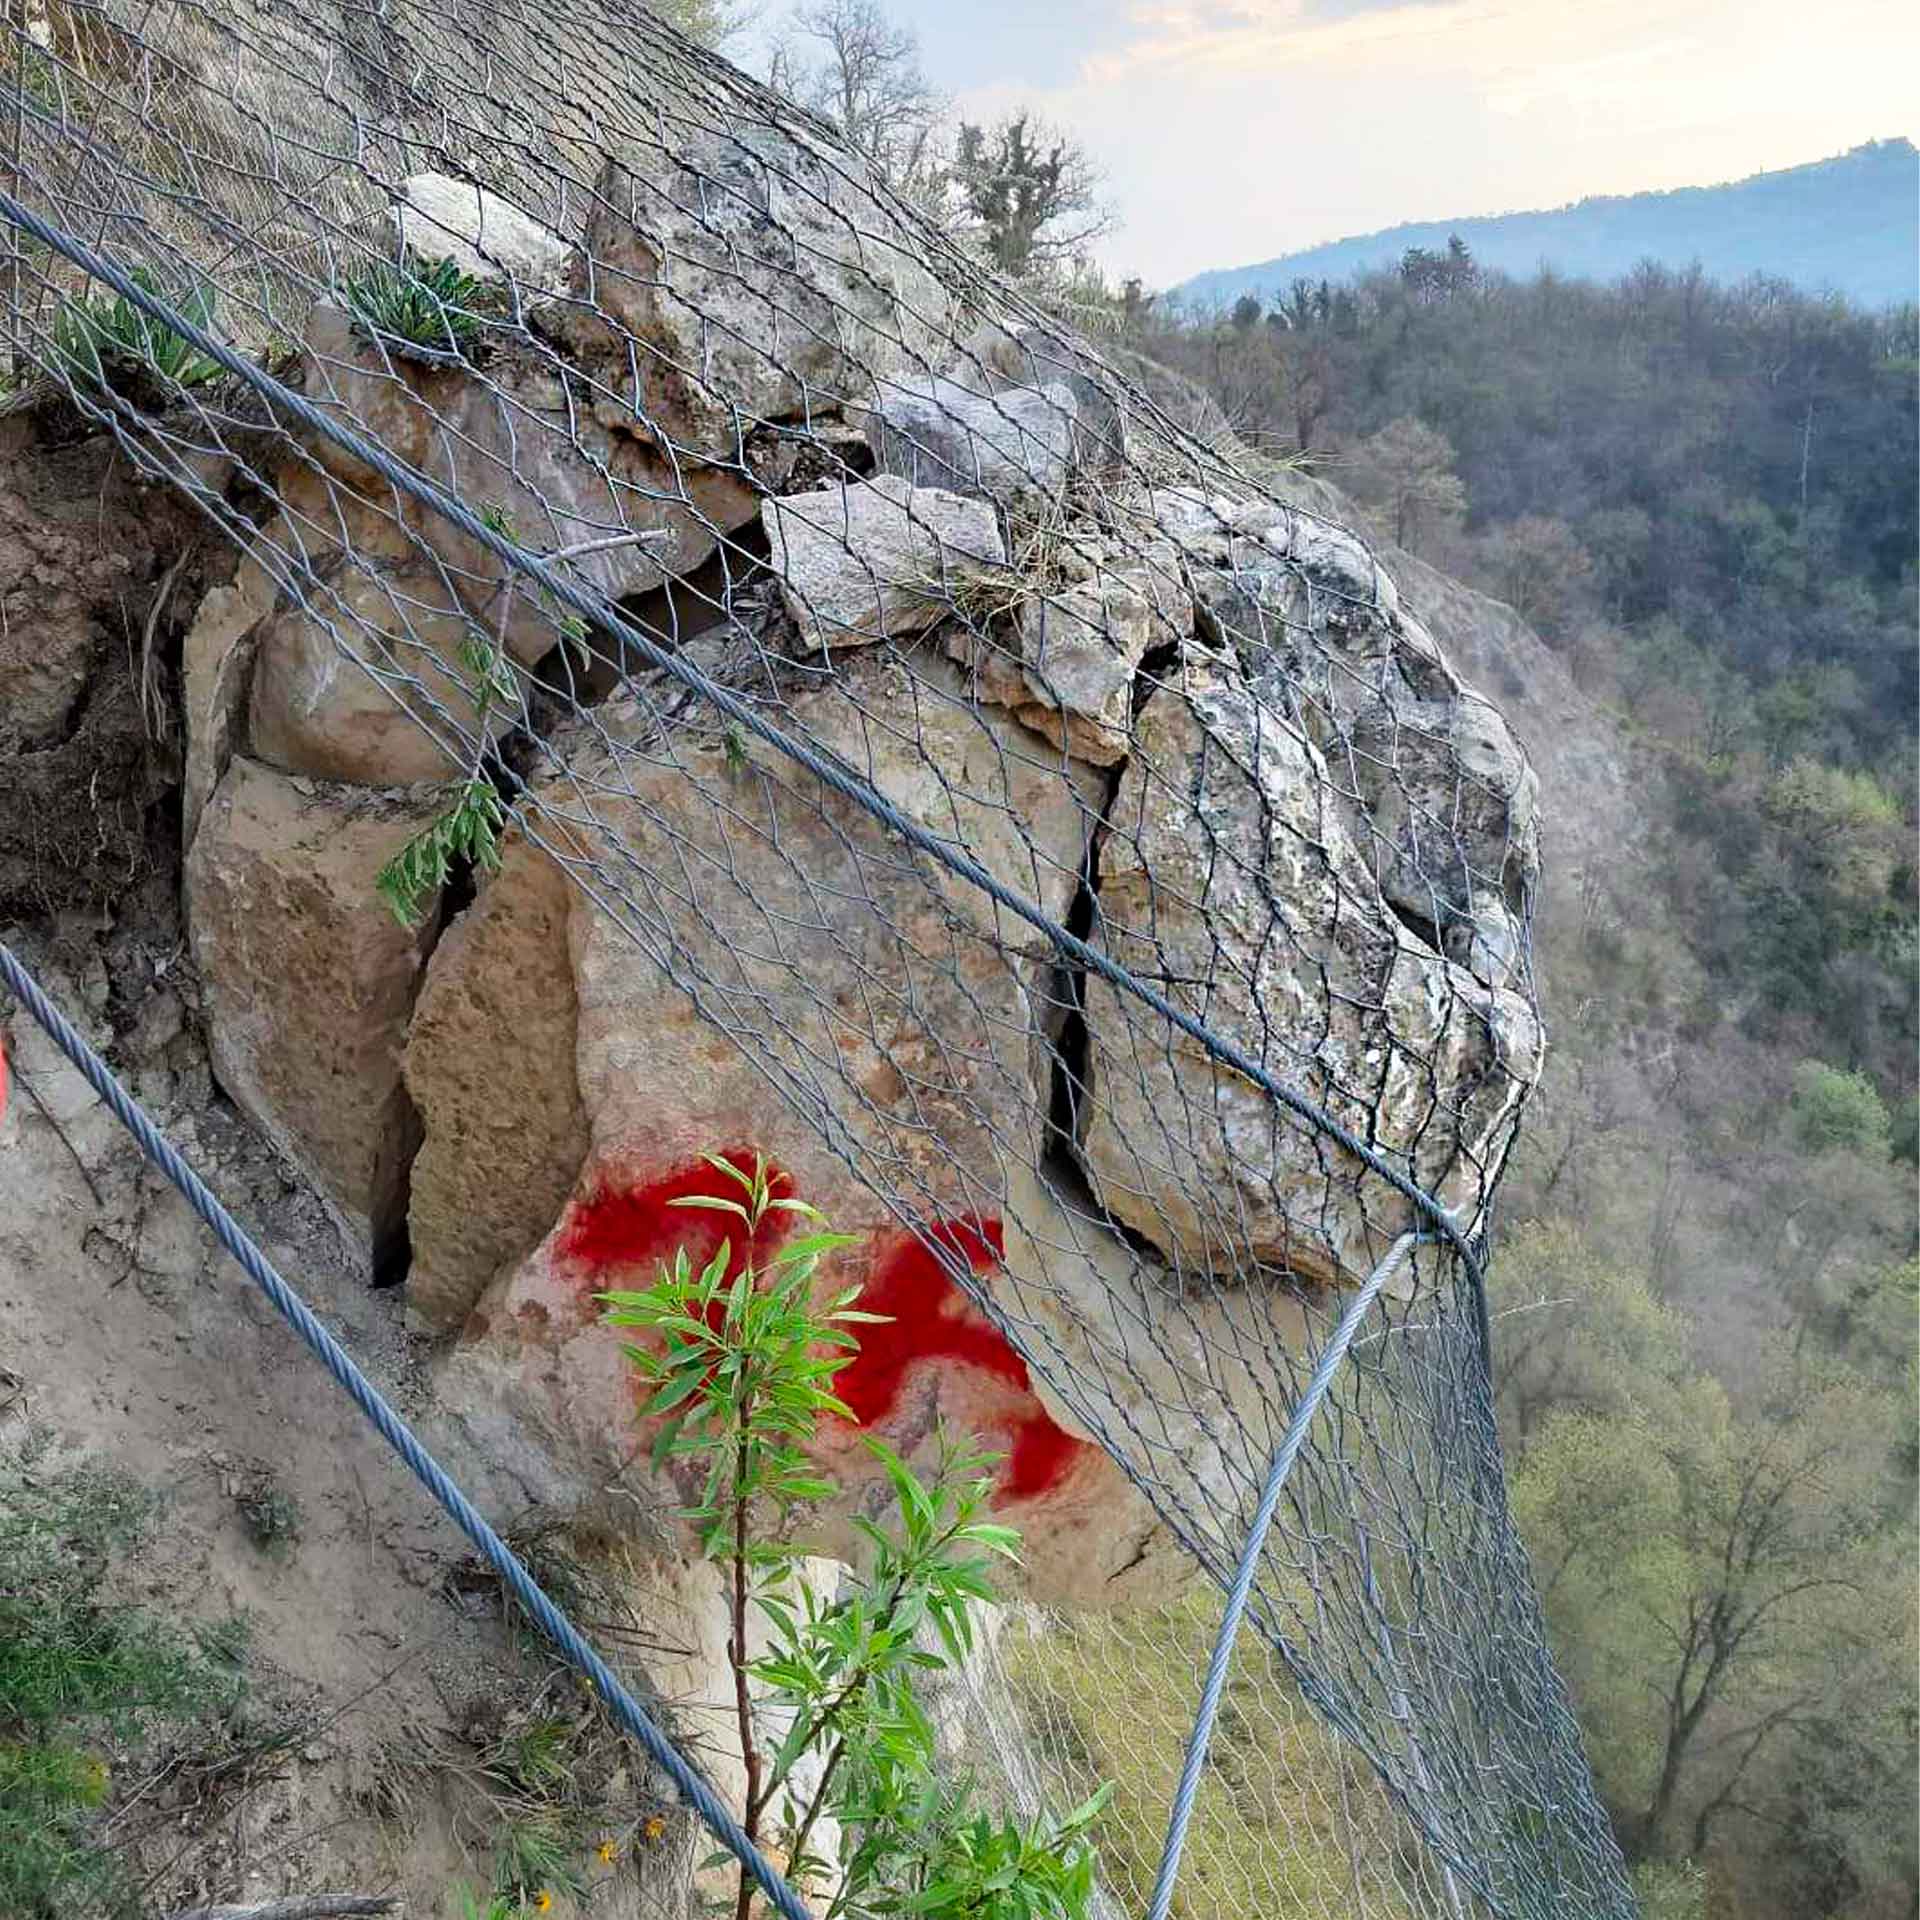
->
291, 307, 768, 671
406, 356, 768, 663
421, 649, 1194, 1603
186, 757, 439, 1263
298, 304, 442, 493
246, 555, 494, 786
1078, 655, 1541, 1284
404, 830, 591, 1335
863, 374, 1078, 503
1011, 553, 1190, 766
382, 173, 570, 299
1189, 524, 1537, 990
548, 129, 955, 459
763, 476, 1004, 653
181, 557, 278, 855
950, 319, 1129, 480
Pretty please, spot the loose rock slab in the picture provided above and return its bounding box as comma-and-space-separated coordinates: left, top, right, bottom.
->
762, 475, 1004, 653
863, 373, 1079, 502
186, 757, 439, 1263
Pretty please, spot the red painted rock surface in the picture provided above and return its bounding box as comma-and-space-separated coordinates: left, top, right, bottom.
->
432, 1142, 1173, 1606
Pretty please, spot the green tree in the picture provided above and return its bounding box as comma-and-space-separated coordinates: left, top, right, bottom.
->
646, 0, 757, 47
1788, 1058, 1892, 1156
1514, 1355, 1906, 1865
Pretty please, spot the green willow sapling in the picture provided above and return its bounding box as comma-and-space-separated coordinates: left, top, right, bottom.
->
600, 1152, 1110, 1919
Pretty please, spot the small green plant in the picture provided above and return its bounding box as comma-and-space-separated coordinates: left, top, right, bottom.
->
376, 774, 506, 927
343, 252, 485, 355
234, 1469, 301, 1560
51, 266, 223, 396
601, 1154, 1109, 1920
0, 1451, 247, 1916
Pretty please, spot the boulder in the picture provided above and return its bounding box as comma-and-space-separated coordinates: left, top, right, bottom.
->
1077, 655, 1541, 1284
294, 305, 766, 667
548, 129, 955, 460
948, 319, 1130, 481
416, 649, 1195, 1604
186, 757, 440, 1264
403, 828, 591, 1334
763, 475, 1004, 653
404, 353, 776, 662
1180, 507, 1537, 991
863, 374, 1078, 503
246, 553, 495, 786
382, 173, 570, 301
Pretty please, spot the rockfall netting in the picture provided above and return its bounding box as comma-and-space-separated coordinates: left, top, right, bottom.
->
0, 3, 1637, 1914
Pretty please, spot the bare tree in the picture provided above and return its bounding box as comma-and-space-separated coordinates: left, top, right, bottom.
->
767, 0, 946, 200
951, 110, 1113, 281
1344, 415, 1467, 549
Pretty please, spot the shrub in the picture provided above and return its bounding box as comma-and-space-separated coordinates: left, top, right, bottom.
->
600, 1152, 1109, 1919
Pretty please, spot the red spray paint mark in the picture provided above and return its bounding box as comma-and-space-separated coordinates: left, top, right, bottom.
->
558, 1158, 1090, 1505
837, 1218, 1092, 1502
556, 1149, 795, 1293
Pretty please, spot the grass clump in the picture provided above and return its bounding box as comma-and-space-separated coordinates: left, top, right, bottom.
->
51, 266, 223, 399
0, 1447, 246, 1917
343, 252, 486, 355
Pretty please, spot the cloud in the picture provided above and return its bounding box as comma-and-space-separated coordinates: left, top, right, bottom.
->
1306, 0, 1459, 14
942, 0, 1920, 287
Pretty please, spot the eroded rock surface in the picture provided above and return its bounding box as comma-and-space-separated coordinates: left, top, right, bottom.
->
186, 757, 439, 1264
158, 48, 1548, 1626
763, 475, 1005, 652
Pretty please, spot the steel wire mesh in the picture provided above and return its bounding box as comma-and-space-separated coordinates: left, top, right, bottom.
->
0, 4, 1637, 1914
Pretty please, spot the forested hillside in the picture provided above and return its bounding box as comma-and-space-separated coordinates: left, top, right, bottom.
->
1172, 139, 1920, 314
1128, 254, 1919, 1920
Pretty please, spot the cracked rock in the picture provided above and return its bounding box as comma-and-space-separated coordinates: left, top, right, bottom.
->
762, 474, 1004, 653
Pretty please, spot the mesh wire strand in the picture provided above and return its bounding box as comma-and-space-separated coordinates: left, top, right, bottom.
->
0, 4, 1636, 1914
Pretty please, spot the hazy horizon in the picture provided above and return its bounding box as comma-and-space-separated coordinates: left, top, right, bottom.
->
870, 0, 1920, 287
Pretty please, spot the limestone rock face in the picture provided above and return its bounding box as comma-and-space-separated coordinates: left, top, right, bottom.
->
863, 374, 1079, 503
185, 757, 439, 1263
403, 831, 590, 1334
1080, 654, 1540, 1284
1007, 543, 1190, 766
763, 476, 1005, 653
551, 130, 956, 459
153, 33, 1550, 1631
384, 174, 569, 300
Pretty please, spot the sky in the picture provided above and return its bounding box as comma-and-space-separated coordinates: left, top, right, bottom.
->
856, 0, 1920, 288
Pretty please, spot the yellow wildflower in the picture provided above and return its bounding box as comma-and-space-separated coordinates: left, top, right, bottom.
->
530, 1893, 553, 1914
596, 1841, 619, 1866
642, 1813, 667, 1845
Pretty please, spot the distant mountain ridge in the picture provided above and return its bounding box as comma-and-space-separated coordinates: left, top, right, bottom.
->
1171, 139, 1919, 312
